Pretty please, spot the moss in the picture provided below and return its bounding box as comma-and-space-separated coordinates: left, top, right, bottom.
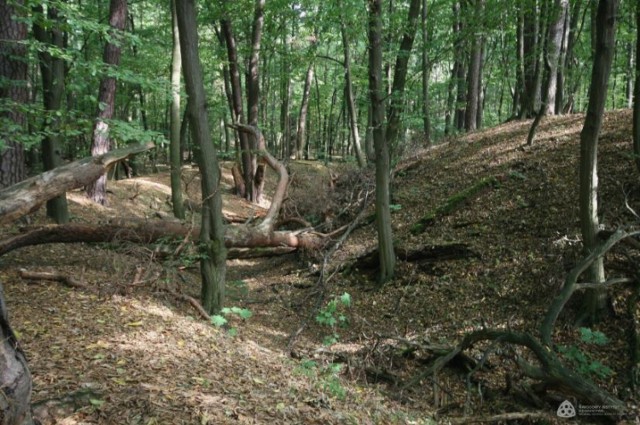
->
410, 176, 498, 235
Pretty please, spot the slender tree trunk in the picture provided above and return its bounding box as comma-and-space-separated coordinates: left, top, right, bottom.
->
626, 42, 634, 109
221, 17, 252, 199
296, 64, 314, 160
368, 0, 395, 284
385, 0, 421, 155
421, 0, 432, 145
453, 1, 466, 130
465, 0, 485, 131
543, 0, 568, 115
634, 0, 640, 173
578, 0, 618, 323
515, 2, 525, 117
0, 0, 27, 189
176, 0, 227, 314
342, 22, 367, 167
87, 0, 127, 205
556, 3, 570, 113
169, 0, 184, 220
521, 0, 540, 118
246, 0, 265, 203
33, 4, 69, 223
527, 0, 568, 145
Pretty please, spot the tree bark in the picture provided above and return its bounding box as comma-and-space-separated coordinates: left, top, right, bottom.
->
465, 0, 485, 132
634, 0, 640, 174
220, 16, 252, 200
368, 0, 396, 284
543, 0, 568, 115
33, 4, 69, 223
246, 0, 265, 202
0, 0, 27, 189
341, 22, 367, 167
176, 0, 227, 315
385, 0, 421, 155
170, 0, 185, 220
86, 0, 127, 205
520, 0, 541, 118
0, 143, 154, 226
578, 0, 618, 323
421, 0, 432, 145
0, 282, 34, 425
295, 64, 314, 161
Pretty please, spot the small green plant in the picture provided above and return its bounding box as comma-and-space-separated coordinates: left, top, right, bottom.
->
558, 327, 612, 379
316, 292, 351, 346
294, 358, 347, 399
210, 306, 252, 336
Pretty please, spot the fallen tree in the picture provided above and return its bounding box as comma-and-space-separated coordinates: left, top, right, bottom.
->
0, 142, 155, 226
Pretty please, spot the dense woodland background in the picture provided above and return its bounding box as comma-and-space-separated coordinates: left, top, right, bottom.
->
1, 0, 640, 423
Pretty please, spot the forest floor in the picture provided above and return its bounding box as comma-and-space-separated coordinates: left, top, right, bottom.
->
2, 109, 640, 424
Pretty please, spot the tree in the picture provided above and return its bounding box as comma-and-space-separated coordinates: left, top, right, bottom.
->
170, 0, 185, 220
33, 4, 69, 224
339, 5, 367, 167
368, 0, 395, 284
526, 0, 569, 145
464, 0, 485, 132
385, 0, 421, 153
0, 0, 28, 189
86, 0, 128, 205
176, 0, 227, 314
634, 0, 640, 174
578, 0, 619, 322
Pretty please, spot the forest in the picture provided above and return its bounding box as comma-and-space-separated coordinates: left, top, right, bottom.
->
1, 0, 640, 423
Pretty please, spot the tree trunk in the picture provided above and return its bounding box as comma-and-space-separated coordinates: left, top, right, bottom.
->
385, 0, 421, 155
526, 0, 569, 145
465, 0, 485, 132
543, 0, 568, 115
0, 143, 154, 226
86, 0, 127, 205
296, 64, 314, 160
341, 22, 367, 167
421, 0, 432, 145
0, 0, 27, 189
33, 4, 69, 224
246, 0, 265, 203
221, 16, 252, 200
578, 0, 618, 323
368, 0, 396, 284
0, 283, 34, 425
634, 0, 640, 173
176, 0, 227, 315
520, 0, 540, 118
169, 0, 184, 220
452, 1, 466, 130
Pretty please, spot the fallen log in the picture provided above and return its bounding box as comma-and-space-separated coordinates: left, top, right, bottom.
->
0, 142, 155, 226
0, 221, 324, 258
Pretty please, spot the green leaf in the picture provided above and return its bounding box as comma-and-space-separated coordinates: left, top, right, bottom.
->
89, 398, 105, 407
210, 315, 227, 327
340, 292, 351, 307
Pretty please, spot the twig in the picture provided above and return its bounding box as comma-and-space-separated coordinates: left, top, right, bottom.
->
18, 268, 90, 291
164, 290, 210, 321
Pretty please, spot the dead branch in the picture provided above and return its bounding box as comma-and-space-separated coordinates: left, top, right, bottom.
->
164, 290, 210, 321
541, 228, 640, 346
0, 220, 324, 258
402, 328, 625, 412
0, 142, 155, 225
18, 268, 90, 291
229, 124, 288, 233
